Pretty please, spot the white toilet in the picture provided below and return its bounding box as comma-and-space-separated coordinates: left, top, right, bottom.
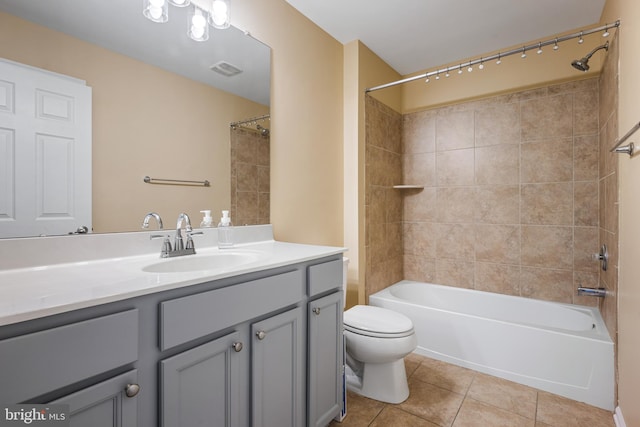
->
342, 261, 417, 404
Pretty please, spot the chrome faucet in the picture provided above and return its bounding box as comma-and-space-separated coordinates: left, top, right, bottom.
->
174, 213, 193, 251
577, 286, 607, 297
150, 212, 202, 258
141, 212, 163, 229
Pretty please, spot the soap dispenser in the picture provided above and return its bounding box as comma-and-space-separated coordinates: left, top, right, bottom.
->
200, 210, 213, 228
217, 210, 234, 248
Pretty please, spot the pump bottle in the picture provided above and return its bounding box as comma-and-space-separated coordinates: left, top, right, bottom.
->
217, 210, 234, 248
200, 210, 213, 228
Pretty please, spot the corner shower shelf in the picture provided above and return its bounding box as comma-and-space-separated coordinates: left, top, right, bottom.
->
393, 185, 424, 189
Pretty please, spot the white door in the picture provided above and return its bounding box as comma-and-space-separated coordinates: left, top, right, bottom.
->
0, 59, 92, 238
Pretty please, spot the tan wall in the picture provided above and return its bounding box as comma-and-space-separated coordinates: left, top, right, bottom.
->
0, 11, 268, 234
233, 0, 344, 246
343, 41, 401, 306
602, 0, 640, 423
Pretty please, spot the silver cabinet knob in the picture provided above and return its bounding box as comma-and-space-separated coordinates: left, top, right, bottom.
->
312, 307, 321, 315
232, 342, 243, 352
256, 330, 266, 340
125, 383, 140, 398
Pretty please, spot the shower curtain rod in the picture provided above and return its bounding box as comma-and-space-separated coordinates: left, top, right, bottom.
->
365, 20, 620, 93
230, 114, 270, 128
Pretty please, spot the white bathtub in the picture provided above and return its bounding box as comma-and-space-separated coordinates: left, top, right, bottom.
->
369, 280, 614, 410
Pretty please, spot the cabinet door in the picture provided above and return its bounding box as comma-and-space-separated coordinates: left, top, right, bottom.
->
308, 291, 343, 427
49, 370, 138, 427
252, 307, 304, 427
161, 331, 244, 427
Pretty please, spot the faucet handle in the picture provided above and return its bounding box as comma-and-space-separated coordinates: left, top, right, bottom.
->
185, 231, 203, 250
151, 234, 173, 257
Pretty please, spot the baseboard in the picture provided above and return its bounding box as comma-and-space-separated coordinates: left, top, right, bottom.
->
614, 406, 626, 427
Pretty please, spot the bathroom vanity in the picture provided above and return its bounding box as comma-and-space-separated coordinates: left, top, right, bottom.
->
0, 226, 345, 427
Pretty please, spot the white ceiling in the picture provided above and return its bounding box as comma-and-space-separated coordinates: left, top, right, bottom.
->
285, 0, 607, 76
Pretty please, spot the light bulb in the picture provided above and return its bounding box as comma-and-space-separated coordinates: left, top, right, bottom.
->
209, 0, 230, 29
458, 67, 463, 74
445, 72, 450, 77
553, 41, 559, 51
435, 74, 440, 80
537, 43, 543, 54
578, 32, 584, 44
144, 0, 168, 23
496, 55, 502, 65
479, 61, 484, 70
189, 7, 209, 41
425, 77, 430, 83
467, 66, 473, 72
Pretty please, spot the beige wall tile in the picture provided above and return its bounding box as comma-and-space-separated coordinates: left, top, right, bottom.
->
521, 138, 573, 183
574, 135, 599, 181
573, 227, 600, 272
436, 259, 475, 289
436, 223, 475, 260
404, 222, 437, 257
475, 144, 520, 185
520, 267, 574, 303
404, 153, 436, 186
475, 224, 521, 264
521, 226, 573, 269
404, 188, 438, 222
475, 103, 521, 147
436, 110, 475, 151
475, 262, 521, 296
437, 187, 476, 223
521, 94, 573, 141
475, 185, 520, 224
574, 89, 599, 136
521, 183, 573, 225
404, 109, 436, 154
574, 181, 599, 227
437, 149, 475, 186
404, 255, 436, 283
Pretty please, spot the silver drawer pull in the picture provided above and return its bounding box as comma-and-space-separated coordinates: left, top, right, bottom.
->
256, 330, 266, 340
125, 383, 140, 398
232, 342, 243, 352
312, 307, 321, 315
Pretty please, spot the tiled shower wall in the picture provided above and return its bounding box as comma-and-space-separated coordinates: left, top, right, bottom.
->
365, 76, 606, 307
230, 128, 270, 225
598, 33, 619, 338
365, 95, 404, 300
400, 79, 602, 306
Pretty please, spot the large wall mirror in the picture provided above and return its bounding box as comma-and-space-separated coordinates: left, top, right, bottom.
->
0, 0, 271, 238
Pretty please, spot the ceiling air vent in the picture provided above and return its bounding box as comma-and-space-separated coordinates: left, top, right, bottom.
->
210, 61, 243, 77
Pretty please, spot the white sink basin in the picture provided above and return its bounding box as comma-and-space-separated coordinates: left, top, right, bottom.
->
142, 251, 262, 273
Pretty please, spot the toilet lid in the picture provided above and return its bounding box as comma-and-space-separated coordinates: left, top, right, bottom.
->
343, 305, 414, 335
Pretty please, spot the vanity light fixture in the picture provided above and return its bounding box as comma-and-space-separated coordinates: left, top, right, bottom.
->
209, 0, 231, 29
188, 6, 209, 41
143, 0, 231, 41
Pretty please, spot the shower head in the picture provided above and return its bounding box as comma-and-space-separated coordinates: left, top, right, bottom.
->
571, 41, 609, 72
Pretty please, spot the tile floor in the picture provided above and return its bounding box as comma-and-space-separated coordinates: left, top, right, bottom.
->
330, 353, 615, 427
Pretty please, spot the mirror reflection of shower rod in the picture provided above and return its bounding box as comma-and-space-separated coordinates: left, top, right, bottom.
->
230, 114, 270, 129
365, 20, 620, 93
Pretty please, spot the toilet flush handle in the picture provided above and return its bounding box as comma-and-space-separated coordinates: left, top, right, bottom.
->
312, 307, 321, 315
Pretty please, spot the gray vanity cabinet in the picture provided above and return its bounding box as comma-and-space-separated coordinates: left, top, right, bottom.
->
307, 259, 345, 427
308, 291, 343, 427
160, 330, 245, 427
50, 370, 139, 427
0, 254, 344, 427
251, 306, 304, 427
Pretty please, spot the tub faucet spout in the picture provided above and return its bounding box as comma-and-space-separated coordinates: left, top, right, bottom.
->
577, 286, 607, 297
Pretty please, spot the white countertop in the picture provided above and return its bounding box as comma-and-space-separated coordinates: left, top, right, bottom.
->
0, 227, 345, 326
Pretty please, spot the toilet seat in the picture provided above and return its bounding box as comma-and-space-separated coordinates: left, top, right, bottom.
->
344, 305, 414, 338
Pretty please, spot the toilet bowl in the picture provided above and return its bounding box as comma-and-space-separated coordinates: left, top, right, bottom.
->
343, 305, 417, 404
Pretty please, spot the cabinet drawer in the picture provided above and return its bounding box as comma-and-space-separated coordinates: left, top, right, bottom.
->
308, 259, 343, 297
160, 270, 303, 350
0, 309, 139, 403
